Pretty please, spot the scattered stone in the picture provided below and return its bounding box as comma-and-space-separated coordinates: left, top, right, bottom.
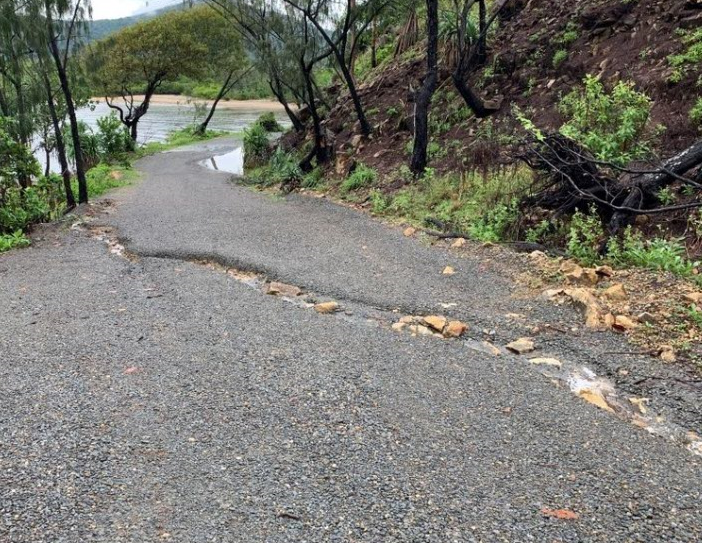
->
636, 312, 656, 325
391, 322, 407, 332
595, 265, 614, 277
451, 238, 467, 248
445, 321, 468, 338
564, 288, 602, 329
659, 345, 677, 363
543, 288, 565, 300
613, 315, 637, 331
628, 397, 649, 415
603, 313, 616, 328
684, 292, 702, 304
409, 324, 434, 337
423, 315, 448, 332
564, 265, 599, 286
266, 282, 302, 297
506, 338, 535, 355
443, 266, 456, 275
577, 388, 614, 413
482, 341, 502, 356
314, 301, 340, 314
602, 283, 627, 301
399, 315, 416, 324
403, 227, 416, 237
529, 357, 562, 368
350, 134, 364, 149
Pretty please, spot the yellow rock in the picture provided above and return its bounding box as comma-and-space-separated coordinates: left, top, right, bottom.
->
614, 315, 637, 331
266, 282, 302, 297
628, 397, 649, 415
529, 357, 562, 368
443, 266, 456, 275
578, 388, 614, 413
595, 265, 614, 277
423, 315, 448, 332
314, 301, 340, 314
564, 288, 602, 329
445, 321, 468, 338
399, 316, 416, 324
506, 338, 535, 355
684, 292, 702, 304
391, 322, 407, 332
451, 238, 467, 248
403, 227, 416, 237
602, 283, 627, 301
482, 342, 502, 356
660, 345, 677, 363
409, 324, 434, 337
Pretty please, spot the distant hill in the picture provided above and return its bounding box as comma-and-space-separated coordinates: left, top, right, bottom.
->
86, 1, 197, 42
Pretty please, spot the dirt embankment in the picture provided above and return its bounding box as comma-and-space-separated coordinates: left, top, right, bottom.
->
298, 0, 701, 179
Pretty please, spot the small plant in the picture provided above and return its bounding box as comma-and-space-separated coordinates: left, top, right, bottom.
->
554, 22, 579, 47
256, 112, 283, 132
559, 75, 654, 165
369, 189, 389, 214
668, 28, 702, 83
243, 123, 270, 167
566, 207, 604, 266
341, 164, 378, 193
690, 98, 702, 127
268, 148, 302, 185
301, 166, 324, 189
0, 230, 30, 253
552, 49, 568, 69
657, 187, 677, 206
608, 228, 699, 277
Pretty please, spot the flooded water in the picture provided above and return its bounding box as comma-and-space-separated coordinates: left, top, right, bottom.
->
200, 147, 244, 176
39, 99, 287, 172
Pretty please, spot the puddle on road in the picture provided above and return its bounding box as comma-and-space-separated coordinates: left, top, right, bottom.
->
200, 147, 244, 176
75, 218, 702, 458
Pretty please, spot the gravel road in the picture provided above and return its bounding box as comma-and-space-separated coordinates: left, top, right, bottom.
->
1, 139, 700, 542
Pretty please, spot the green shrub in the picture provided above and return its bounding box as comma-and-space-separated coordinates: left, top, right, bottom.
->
0, 176, 64, 234
566, 208, 604, 265
0, 117, 40, 191
691, 98, 702, 127
559, 75, 654, 165
268, 148, 302, 185
243, 123, 270, 167
608, 228, 699, 277
552, 49, 568, 69
369, 190, 390, 214
341, 164, 378, 193
301, 167, 324, 189
256, 112, 283, 132
95, 114, 134, 160
0, 230, 30, 253
668, 28, 702, 83
467, 200, 520, 242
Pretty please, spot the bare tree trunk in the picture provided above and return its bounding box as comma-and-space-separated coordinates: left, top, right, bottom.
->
477, 0, 487, 64
270, 80, 303, 132
41, 66, 76, 209
300, 61, 330, 170
452, 74, 496, 118
47, 14, 87, 204
410, 0, 439, 174
197, 72, 232, 135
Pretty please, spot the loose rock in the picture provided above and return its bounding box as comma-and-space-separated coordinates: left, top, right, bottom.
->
314, 301, 340, 314
443, 266, 456, 275
506, 338, 535, 355
451, 238, 467, 248
403, 227, 416, 237
529, 357, 563, 368
613, 315, 637, 331
423, 315, 448, 332
266, 282, 302, 297
602, 283, 627, 301
445, 320, 468, 338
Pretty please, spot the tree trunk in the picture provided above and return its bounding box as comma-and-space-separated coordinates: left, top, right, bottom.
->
609, 140, 702, 232
410, 0, 439, 174
47, 16, 88, 204
452, 73, 497, 118
42, 67, 76, 209
270, 81, 304, 132
371, 20, 378, 68
197, 72, 232, 136
477, 0, 488, 64
300, 62, 330, 169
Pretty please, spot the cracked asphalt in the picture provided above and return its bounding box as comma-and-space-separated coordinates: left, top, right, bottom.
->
1, 138, 701, 542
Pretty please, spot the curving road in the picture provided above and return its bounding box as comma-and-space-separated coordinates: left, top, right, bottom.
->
1, 138, 700, 542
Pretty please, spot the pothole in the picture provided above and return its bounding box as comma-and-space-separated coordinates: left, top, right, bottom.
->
76, 219, 702, 457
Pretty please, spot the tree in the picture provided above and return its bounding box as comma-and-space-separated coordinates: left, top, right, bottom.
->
176, 5, 250, 135
88, 10, 206, 142
410, 0, 438, 174
38, 0, 92, 204
281, 0, 389, 137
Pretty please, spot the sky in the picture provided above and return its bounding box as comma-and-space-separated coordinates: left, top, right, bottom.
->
90, 0, 180, 20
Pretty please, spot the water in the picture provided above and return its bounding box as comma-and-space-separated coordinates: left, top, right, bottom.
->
38, 99, 288, 172
200, 147, 244, 176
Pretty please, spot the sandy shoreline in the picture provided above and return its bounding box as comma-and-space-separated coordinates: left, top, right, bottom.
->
92, 95, 286, 111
